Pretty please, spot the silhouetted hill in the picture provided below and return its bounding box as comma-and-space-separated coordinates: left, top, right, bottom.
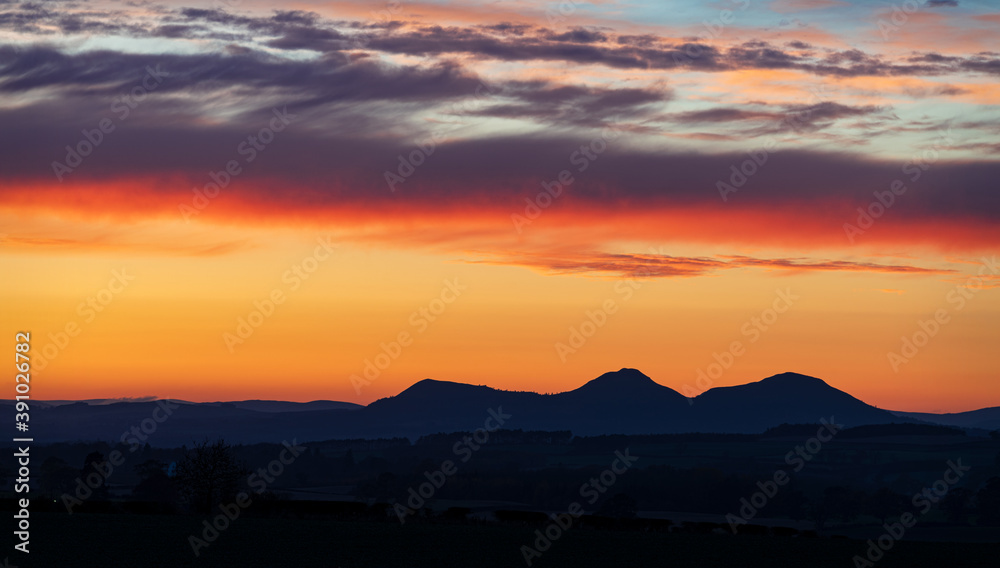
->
567, 368, 682, 398
891, 406, 1000, 431
555, 368, 691, 434
14, 369, 984, 445
690, 372, 899, 432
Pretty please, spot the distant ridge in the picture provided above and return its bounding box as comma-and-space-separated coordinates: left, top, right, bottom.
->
8, 368, 961, 446
891, 407, 1000, 431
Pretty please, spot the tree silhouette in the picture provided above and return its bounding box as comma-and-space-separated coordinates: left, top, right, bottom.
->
40, 457, 77, 495
867, 487, 907, 524
175, 439, 248, 513
132, 459, 178, 504
80, 451, 110, 500
977, 477, 1000, 526
940, 487, 974, 525
598, 493, 637, 518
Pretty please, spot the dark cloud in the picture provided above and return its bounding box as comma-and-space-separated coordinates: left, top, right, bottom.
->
1, 91, 997, 232
477, 22, 533, 36
264, 25, 348, 51
783, 101, 883, 122
961, 56, 1000, 75
616, 34, 660, 47
468, 83, 670, 127
271, 10, 320, 26
726, 41, 802, 69
909, 52, 961, 64
546, 27, 608, 43
0, 43, 676, 138
0, 45, 492, 107
672, 108, 781, 123
4, 4, 996, 79
669, 103, 886, 135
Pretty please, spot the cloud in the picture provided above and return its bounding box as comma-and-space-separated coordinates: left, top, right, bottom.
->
467, 82, 671, 126
669, 102, 886, 132
5, 4, 998, 80
1, 90, 998, 253
467, 251, 956, 279
1, 2, 998, 259
0, 234, 255, 257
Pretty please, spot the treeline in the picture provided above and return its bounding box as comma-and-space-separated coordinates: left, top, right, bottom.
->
416, 430, 573, 446
761, 423, 966, 438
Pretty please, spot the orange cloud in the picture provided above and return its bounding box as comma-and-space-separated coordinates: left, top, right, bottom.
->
468, 250, 955, 279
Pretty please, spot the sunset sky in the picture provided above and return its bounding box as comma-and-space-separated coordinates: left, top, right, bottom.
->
1, 0, 998, 412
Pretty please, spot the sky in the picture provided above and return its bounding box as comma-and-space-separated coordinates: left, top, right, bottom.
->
0, 0, 998, 412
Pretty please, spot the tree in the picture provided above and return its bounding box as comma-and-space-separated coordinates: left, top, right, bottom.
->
175, 439, 248, 513
867, 487, 907, 525
40, 457, 78, 495
811, 486, 865, 529
598, 493, 637, 519
977, 477, 1000, 526
939, 487, 974, 525
80, 451, 110, 500
132, 459, 178, 504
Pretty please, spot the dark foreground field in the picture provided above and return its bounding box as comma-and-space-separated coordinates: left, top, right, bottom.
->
12, 512, 999, 568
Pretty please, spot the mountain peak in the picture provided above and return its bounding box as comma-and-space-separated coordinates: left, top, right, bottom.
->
591, 368, 655, 385
759, 372, 828, 386
401, 378, 485, 394
698, 372, 832, 398
572, 368, 676, 394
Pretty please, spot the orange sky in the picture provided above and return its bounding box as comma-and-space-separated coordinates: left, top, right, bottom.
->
1, 0, 999, 413
2, 203, 998, 413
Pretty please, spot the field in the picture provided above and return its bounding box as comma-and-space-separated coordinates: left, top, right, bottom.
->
13, 512, 999, 568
